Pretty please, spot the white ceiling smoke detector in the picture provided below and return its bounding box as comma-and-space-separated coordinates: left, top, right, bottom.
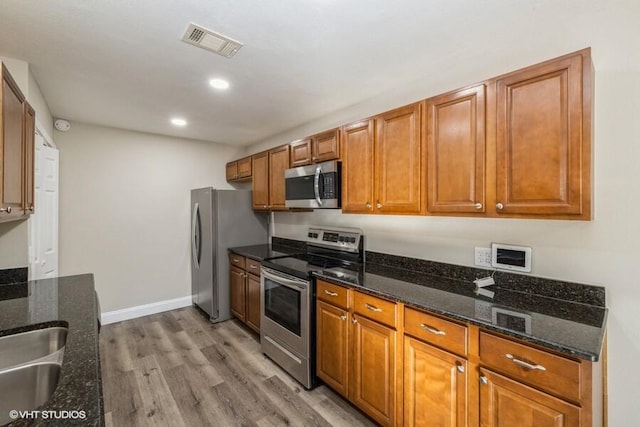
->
54, 119, 71, 132
181, 23, 243, 58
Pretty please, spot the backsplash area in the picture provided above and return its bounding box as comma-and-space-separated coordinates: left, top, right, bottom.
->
0, 267, 27, 286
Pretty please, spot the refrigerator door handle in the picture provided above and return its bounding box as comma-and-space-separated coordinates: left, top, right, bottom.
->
192, 202, 201, 269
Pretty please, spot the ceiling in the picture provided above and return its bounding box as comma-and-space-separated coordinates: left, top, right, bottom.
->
0, 0, 603, 146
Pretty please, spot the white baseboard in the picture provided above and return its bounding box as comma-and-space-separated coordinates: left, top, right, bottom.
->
101, 296, 193, 325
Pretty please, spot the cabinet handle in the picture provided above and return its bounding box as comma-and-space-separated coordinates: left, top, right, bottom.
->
249, 265, 258, 269
340, 315, 347, 321
505, 354, 546, 371
365, 303, 382, 313
352, 318, 358, 324
28, 205, 34, 211
496, 202, 504, 210
376, 202, 382, 209
324, 290, 338, 297
366, 203, 372, 209
420, 323, 446, 336
233, 258, 240, 263
474, 202, 483, 210
479, 375, 488, 385
456, 362, 465, 373
0, 206, 11, 214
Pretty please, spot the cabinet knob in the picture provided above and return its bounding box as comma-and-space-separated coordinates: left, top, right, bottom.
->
474, 202, 483, 210
366, 203, 372, 209
376, 202, 382, 209
479, 375, 488, 385
456, 362, 465, 373
340, 315, 347, 321
0, 206, 12, 214
351, 318, 358, 325
496, 202, 504, 210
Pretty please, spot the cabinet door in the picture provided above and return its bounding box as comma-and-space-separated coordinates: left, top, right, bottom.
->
351, 314, 396, 427
245, 273, 261, 333
404, 336, 467, 427
229, 266, 246, 321
290, 138, 312, 167
495, 51, 590, 217
23, 102, 35, 214
1, 65, 26, 219
226, 161, 238, 181
479, 368, 580, 427
236, 156, 252, 179
375, 103, 423, 214
268, 145, 290, 210
427, 85, 485, 214
316, 301, 349, 397
341, 119, 374, 213
312, 129, 340, 163
252, 152, 269, 210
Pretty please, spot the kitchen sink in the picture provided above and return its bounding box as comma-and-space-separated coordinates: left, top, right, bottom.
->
0, 327, 68, 371
0, 362, 62, 425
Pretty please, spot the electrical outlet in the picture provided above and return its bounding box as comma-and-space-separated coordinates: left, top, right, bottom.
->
474, 247, 492, 267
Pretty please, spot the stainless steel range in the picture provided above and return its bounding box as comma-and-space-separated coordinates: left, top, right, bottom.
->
260, 227, 363, 389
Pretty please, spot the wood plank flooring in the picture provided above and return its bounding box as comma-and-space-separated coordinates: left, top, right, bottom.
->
100, 306, 376, 427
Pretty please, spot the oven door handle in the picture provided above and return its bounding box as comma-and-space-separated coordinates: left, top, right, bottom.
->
261, 267, 309, 290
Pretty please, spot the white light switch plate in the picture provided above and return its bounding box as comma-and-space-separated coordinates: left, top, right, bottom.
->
474, 247, 492, 267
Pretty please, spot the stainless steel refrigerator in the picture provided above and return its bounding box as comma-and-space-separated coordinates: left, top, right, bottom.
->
191, 188, 268, 322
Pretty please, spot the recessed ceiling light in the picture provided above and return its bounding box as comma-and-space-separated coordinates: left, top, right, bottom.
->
171, 118, 187, 126
209, 78, 230, 90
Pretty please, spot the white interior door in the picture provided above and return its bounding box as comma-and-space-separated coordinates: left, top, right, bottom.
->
29, 131, 59, 280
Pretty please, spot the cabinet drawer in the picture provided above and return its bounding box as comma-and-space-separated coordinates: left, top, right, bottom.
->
404, 307, 467, 356
479, 332, 582, 402
317, 280, 349, 309
353, 292, 397, 328
229, 253, 246, 269
246, 258, 261, 276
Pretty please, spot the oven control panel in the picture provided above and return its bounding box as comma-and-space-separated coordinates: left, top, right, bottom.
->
307, 227, 362, 252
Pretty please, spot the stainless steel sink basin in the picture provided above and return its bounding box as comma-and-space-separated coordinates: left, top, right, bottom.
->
0, 362, 61, 425
0, 327, 68, 371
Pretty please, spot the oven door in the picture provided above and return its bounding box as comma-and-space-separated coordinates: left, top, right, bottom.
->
260, 266, 310, 358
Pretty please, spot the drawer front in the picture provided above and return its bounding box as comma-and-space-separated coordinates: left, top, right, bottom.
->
404, 307, 467, 356
353, 291, 397, 328
317, 280, 349, 309
246, 258, 261, 276
480, 332, 582, 402
229, 253, 246, 269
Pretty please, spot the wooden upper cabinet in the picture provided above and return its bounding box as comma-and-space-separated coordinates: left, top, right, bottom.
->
341, 119, 375, 213
268, 144, 290, 210
226, 156, 252, 182
23, 102, 35, 214
312, 128, 340, 163
427, 84, 486, 214
290, 138, 312, 167
1, 64, 26, 220
375, 102, 423, 214
251, 151, 269, 210
494, 48, 592, 219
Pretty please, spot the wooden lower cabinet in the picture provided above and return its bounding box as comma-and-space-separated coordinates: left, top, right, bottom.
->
245, 273, 261, 333
316, 300, 349, 397
351, 313, 396, 427
229, 266, 246, 322
404, 336, 467, 427
479, 368, 581, 427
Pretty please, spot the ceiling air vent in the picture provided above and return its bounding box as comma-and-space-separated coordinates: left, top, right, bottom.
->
181, 23, 243, 58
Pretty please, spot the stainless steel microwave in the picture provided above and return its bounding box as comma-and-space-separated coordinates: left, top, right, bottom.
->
284, 160, 341, 209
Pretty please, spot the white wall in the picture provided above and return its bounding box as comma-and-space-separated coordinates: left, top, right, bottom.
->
250, 5, 640, 425
55, 122, 242, 312
0, 57, 54, 269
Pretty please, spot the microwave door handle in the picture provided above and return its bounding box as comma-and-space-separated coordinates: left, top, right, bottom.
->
314, 165, 323, 207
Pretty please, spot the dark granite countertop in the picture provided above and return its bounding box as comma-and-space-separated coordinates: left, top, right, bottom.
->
0, 274, 103, 426
315, 262, 607, 362
228, 242, 305, 261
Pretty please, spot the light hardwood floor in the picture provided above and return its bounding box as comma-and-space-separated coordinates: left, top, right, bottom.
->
100, 306, 376, 427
